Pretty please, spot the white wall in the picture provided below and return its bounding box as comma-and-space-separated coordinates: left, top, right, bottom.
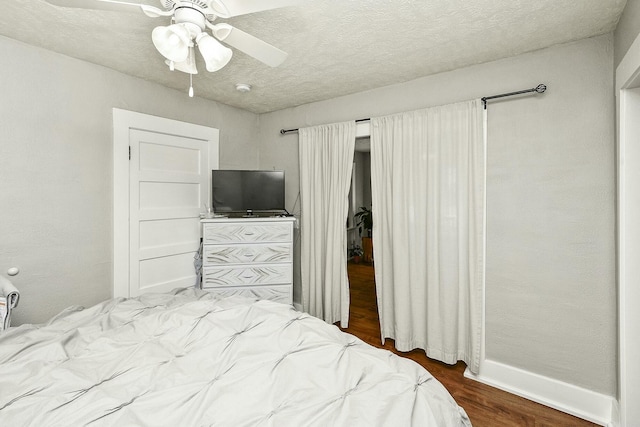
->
615, 0, 640, 67
257, 35, 616, 397
0, 35, 260, 325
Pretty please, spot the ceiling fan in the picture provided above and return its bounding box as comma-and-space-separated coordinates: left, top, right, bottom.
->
45, 0, 298, 95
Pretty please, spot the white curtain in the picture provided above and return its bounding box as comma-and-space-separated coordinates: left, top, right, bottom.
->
370, 99, 485, 373
299, 121, 356, 327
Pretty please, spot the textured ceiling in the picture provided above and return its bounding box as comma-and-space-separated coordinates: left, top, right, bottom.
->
0, 0, 627, 113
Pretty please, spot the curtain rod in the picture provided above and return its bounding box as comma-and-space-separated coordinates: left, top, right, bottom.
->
280, 118, 370, 135
279, 83, 547, 135
481, 84, 547, 109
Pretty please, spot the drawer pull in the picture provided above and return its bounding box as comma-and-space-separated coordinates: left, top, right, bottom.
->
244, 232, 255, 236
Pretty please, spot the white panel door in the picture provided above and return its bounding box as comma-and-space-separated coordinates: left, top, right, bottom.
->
129, 130, 209, 296
113, 109, 219, 298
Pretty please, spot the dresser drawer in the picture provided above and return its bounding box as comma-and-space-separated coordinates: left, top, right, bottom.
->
203, 222, 292, 244
205, 285, 292, 305
203, 243, 292, 265
202, 264, 292, 288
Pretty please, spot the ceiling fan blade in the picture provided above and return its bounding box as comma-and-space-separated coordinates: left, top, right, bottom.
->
223, 0, 301, 17
45, 0, 167, 16
211, 23, 287, 67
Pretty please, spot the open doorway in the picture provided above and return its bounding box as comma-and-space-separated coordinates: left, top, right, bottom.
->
347, 137, 372, 262
346, 137, 377, 337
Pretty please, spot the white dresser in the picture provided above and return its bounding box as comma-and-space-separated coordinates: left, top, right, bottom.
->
200, 217, 295, 305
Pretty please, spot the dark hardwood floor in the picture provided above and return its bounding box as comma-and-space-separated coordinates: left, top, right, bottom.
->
338, 262, 598, 427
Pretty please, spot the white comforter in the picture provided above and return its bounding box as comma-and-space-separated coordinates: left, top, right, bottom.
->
0, 289, 471, 426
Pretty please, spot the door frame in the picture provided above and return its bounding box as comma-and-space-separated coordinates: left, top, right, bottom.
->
616, 31, 640, 427
112, 109, 219, 298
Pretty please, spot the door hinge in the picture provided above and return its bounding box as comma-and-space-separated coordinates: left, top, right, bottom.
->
129, 146, 131, 160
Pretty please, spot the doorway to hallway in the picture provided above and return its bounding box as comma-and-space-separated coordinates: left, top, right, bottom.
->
346, 137, 375, 329
344, 261, 378, 344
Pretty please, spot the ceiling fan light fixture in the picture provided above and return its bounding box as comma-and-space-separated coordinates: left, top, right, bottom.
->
48, 0, 293, 98
196, 32, 233, 72
152, 24, 191, 62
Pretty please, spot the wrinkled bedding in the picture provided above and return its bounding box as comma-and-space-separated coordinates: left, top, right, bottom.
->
0, 289, 471, 426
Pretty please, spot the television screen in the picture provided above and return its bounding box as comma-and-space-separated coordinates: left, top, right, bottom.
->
212, 170, 285, 214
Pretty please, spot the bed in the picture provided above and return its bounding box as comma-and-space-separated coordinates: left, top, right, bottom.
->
0, 287, 471, 426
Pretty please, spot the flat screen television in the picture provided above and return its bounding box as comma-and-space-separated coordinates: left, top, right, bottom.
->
212, 169, 285, 215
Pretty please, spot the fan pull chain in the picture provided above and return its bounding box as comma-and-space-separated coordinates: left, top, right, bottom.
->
189, 73, 194, 98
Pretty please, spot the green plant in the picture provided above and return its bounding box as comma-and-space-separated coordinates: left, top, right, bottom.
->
348, 245, 363, 257
354, 206, 372, 237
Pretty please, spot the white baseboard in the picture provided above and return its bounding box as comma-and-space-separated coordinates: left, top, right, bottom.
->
464, 359, 616, 426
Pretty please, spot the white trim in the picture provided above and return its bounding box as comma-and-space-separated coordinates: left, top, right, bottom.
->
616, 89, 628, 427
112, 109, 219, 298
616, 29, 640, 427
464, 361, 615, 426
